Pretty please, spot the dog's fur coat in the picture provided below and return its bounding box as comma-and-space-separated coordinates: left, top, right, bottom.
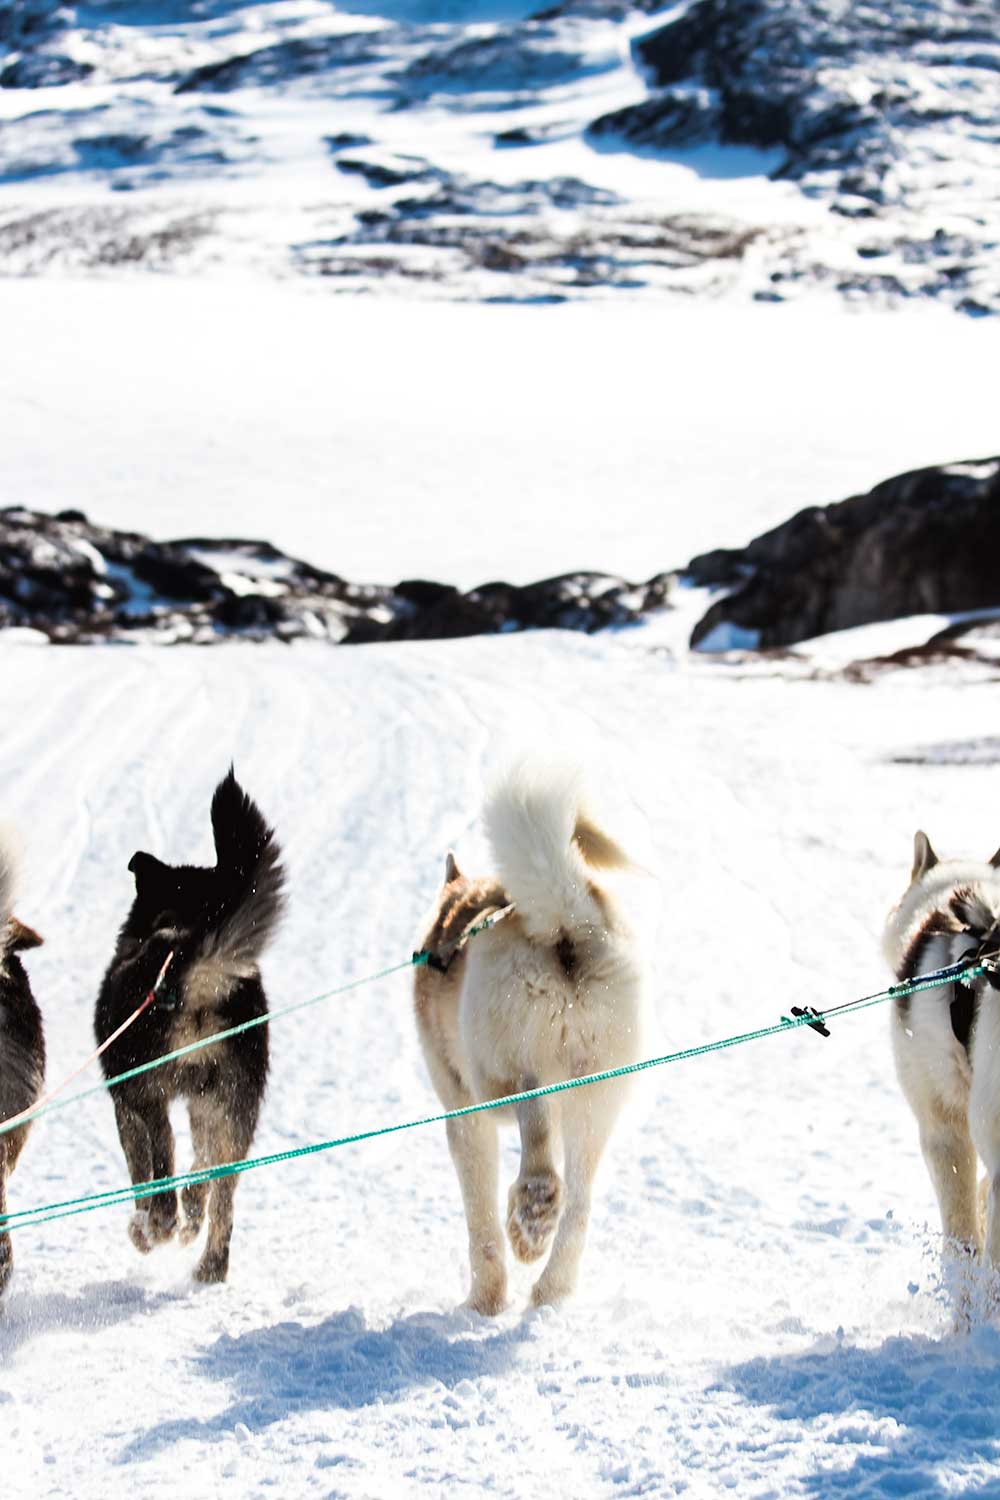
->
414, 761, 647, 1313
0, 841, 45, 1296
95, 770, 284, 1283
884, 830, 1000, 1289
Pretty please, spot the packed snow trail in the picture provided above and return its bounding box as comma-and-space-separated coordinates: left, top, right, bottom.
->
4, 630, 1000, 1498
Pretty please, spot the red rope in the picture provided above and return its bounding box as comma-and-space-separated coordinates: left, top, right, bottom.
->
0, 950, 174, 1136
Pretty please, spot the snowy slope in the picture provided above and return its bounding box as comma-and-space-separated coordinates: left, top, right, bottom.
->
4, 282, 1000, 590
5, 626, 1000, 1499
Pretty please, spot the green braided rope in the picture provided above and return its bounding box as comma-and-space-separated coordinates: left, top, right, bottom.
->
1, 959, 983, 1235
0, 911, 510, 1142
0, 955, 423, 1142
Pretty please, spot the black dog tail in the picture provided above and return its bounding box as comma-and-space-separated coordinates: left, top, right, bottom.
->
198, 768, 286, 971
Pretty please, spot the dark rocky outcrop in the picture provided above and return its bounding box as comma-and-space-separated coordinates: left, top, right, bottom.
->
5, 456, 999, 655
396, 27, 609, 95
591, 0, 1000, 193
173, 32, 386, 93
688, 457, 1000, 650
0, 52, 92, 87
0, 0, 66, 51
586, 0, 1000, 310
0, 508, 674, 645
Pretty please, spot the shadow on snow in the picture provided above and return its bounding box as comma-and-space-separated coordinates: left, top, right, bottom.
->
0, 1277, 184, 1358
721, 1327, 1000, 1496
119, 1305, 532, 1460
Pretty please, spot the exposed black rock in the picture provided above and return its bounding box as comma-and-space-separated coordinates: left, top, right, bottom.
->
1, 52, 92, 87
0, 508, 675, 645
0, 0, 67, 50
335, 154, 442, 189
589, 90, 716, 149
6, 456, 1000, 656
294, 163, 754, 288
688, 457, 1000, 650
532, 0, 664, 17
384, 571, 674, 641
173, 32, 385, 93
324, 132, 374, 153
589, 0, 1000, 232
396, 27, 607, 95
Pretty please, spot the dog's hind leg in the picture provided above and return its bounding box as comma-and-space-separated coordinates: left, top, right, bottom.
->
114, 1095, 178, 1253
415, 985, 507, 1313
447, 1112, 507, 1315
193, 1104, 253, 1284
915, 1092, 982, 1328
919, 1101, 981, 1255
507, 1089, 562, 1265
0, 1153, 12, 1297
178, 1097, 213, 1246
969, 1048, 1000, 1291
530, 1080, 623, 1307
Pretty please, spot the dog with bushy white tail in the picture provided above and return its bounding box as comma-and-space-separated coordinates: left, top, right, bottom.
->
414, 760, 649, 1314
885, 830, 1000, 1313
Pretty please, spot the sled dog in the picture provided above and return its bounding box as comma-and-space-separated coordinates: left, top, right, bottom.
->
414, 761, 648, 1313
0, 841, 44, 1296
95, 769, 284, 1283
884, 830, 1000, 1285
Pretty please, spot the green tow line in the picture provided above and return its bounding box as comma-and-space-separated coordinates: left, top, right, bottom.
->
0, 954, 987, 1236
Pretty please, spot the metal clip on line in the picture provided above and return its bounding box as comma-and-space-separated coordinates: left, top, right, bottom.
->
787, 1005, 831, 1038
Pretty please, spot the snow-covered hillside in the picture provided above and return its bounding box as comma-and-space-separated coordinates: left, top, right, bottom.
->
6, 624, 1000, 1500
0, 0, 997, 306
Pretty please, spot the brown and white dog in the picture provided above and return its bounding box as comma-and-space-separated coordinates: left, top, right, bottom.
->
884, 830, 1000, 1300
0, 840, 45, 1297
414, 761, 648, 1314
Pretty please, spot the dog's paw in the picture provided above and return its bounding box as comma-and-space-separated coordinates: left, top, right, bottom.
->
467, 1282, 508, 1317
179, 1184, 207, 1245
177, 1217, 201, 1247
0, 1241, 12, 1299
128, 1209, 155, 1254
507, 1171, 562, 1264
466, 1259, 508, 1317
530, 1269, 575, 1308
193, 1248, 229, 1284
129, 1198, 177, 1253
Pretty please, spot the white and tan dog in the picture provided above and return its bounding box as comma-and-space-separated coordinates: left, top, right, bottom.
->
884, 830, 1000, 1288
414, 761, 648, 1314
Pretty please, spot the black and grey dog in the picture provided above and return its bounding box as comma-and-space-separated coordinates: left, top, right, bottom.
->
0, 847, 45, 1297
95, 769, 284, 1283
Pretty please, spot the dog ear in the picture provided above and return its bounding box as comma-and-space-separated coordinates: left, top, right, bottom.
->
989, 847, 1000, 869
445, 850, 461, 882
8, 917, 42, 951
128, 851, 167, 885
911, 830, 938, 882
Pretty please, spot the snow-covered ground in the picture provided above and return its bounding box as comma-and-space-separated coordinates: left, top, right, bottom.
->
4, 282, 999, 587
5, 623, 1000, 1500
